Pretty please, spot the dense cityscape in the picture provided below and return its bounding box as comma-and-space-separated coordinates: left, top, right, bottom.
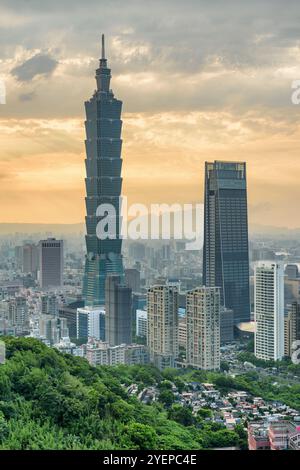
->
1, 33, 300, 452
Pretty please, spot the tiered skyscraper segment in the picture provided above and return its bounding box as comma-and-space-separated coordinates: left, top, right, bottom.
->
83, 35, 124, 306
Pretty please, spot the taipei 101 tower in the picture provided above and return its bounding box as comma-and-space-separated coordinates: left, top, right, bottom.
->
82, 35, 124, 306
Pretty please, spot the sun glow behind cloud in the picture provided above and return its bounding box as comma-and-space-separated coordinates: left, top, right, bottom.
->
0, 110, 300, 226
1, 0, 300, 227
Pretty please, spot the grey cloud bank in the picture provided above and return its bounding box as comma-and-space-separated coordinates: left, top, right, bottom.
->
0, 0, 300, 118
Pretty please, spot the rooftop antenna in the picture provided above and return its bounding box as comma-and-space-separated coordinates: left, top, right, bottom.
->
101, 34, 105, 60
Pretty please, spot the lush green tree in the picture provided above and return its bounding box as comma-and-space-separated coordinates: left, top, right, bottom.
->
0, 369, 10, 398
220, 361, 230, 372
121, 423, 158, 450
234, 424, 248, 450
174, 378, 186, 393
168, 405, 195, 426
0, 412, 9, 443
158, 380, 173, 391
214, 376, 237, 391
201, 428, 239, 449
197, 408, 212, 419
158, 389, 175, 408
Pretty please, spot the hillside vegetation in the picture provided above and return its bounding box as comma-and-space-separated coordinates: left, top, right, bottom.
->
0, 337, 244, 450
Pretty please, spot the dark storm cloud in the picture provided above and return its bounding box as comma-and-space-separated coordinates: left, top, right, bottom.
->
11, 53, 58, 81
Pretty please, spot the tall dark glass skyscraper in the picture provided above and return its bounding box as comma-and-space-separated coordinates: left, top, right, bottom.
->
82, 36, 124, 306
203, 161, 250, 323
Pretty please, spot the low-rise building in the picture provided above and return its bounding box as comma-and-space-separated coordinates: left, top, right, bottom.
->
85, 339, 149, 367
248, 420, 300, 450
248, 423, 270, 450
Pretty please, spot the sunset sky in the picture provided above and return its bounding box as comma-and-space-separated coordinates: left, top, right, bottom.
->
1, 0, 300, 227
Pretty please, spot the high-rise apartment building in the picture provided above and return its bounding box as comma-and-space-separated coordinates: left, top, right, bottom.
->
178, 316, 187, 349
186, 287, 220, 370
39, 238, 63, 289
8, 296, 29, 335
105, 275, 132, 346
147, 285, 178, 369
0, 340, 5, 365
284, 302, 300, 358
203, 161, 250, 324
82, 35, 124, 306
254, 262, 284, 361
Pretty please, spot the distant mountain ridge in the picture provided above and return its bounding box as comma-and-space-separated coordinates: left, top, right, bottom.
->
0, 222, 299, 239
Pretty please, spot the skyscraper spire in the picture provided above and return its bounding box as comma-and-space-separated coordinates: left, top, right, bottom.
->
96, 34, 110, 91
101, 34, 105, 60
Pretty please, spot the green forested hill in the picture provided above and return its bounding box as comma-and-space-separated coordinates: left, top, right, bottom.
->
0, 337, 242, 450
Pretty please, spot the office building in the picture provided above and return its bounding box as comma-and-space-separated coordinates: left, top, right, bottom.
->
284, 277, 300, 306
82, 35, 124, 306
203, 161, 250, 323
14, 246, 23, 270
59, 299, 84, 338
284, 302, 300, 358
39, 315, 69, 346
0, 300, 9, 321
147, 285, 178, 369
0, 319, 15, 337
285, 264, 299, 280
136, 309, 147, 338
254, 262, 284, 361
125, 268, 141, 293
220, 307, 234, 344
40, 294, 59, 316
22, 243, 39, 275
186, 287, 220, 370
105, 275, 132, 346
39, 238, 63, 289
129, 242, 145, 261
76, 306, 105, 341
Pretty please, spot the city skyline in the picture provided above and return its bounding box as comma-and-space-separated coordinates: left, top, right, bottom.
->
1, 1, 300, 456
1, 1, 300, 228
